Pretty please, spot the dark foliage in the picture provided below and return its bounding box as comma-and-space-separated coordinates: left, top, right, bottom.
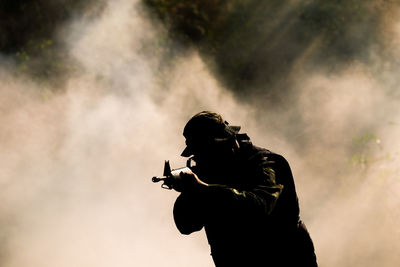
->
144, 0, 396, 99
0, 0, 102, 80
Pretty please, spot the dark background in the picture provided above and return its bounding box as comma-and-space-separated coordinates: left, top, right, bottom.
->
2, 0, 399, 97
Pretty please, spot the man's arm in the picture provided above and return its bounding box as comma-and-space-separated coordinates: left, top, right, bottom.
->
173, 190, 205, 235
173, 152, 285, 233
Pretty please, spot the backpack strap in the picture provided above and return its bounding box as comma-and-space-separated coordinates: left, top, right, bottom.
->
235, 133, 253, 152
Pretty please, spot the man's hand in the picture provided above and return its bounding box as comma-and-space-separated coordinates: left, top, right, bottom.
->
173, 169, 209, 192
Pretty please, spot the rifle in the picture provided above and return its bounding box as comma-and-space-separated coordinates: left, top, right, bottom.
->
152, 158, 194, 190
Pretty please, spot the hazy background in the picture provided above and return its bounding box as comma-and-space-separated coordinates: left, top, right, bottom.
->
1, 0, 399, 266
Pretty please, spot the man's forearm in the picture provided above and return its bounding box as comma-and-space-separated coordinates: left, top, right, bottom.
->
173, 191, 205, 234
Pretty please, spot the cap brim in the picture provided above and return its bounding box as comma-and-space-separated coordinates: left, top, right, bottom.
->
181, 146, 193, 157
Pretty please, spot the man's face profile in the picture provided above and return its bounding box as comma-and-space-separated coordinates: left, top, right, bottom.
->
189, 137, 237, 184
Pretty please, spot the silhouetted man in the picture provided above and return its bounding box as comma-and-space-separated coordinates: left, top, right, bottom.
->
173, 111, 318, 267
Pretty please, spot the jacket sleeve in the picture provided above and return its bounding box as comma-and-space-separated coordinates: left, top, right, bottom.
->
173, 151, 285, 234
228, 152, 284, 217
173, 190, 205, 235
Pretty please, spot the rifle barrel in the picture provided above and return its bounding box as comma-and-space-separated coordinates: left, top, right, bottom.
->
152, 176, 167, 183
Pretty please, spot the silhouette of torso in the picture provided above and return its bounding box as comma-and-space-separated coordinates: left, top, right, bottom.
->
174, 135, 318, 267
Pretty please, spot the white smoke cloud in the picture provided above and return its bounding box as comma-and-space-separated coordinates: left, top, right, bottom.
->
1, 0, 400, 267
292, 68, 400, 267
0, 1, 245, 266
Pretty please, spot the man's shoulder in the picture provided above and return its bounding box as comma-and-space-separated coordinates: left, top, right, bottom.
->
236, 133, 290, 162
240, 141, 288, 166
251, 145, 285, 159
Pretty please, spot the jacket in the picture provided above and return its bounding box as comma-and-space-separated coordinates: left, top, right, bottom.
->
173, 134, 318, 267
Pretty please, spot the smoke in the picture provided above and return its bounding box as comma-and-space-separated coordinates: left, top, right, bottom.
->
1, 0, 400, 267
290, 67, 400, 267
0, 1, 248, 266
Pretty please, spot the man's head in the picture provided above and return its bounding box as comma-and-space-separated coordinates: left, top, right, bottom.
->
181, 111, 241, 158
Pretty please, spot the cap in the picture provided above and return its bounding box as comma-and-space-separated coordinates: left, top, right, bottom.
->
181, 111, 241, 157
